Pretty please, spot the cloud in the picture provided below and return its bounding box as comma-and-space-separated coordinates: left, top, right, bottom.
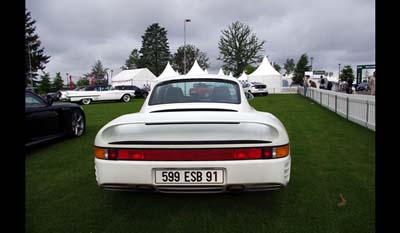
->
27, 0, 375, 78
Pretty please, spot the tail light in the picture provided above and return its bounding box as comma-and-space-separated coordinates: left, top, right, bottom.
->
94, 144, 289, 161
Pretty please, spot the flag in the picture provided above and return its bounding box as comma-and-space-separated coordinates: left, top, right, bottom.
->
69, 75, 73, 90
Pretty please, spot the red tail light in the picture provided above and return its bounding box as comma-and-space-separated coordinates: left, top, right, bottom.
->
96, 144, 289, 161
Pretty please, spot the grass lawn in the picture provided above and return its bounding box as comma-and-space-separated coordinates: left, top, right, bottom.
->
26, 95, 375, 233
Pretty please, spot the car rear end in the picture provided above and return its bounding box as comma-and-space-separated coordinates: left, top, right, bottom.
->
94, 111, 291, 193
250, 82, 269, 96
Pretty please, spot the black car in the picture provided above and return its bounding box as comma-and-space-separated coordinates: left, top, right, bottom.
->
114, 85, 149, 98
25, 90, 86, 147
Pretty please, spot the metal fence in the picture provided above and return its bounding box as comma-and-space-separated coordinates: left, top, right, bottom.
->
299, 87, 375, 131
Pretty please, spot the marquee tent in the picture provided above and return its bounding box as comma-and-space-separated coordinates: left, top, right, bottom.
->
248, 56, 283, 93
111, 68, 156, 88
157, 62, 178, 79
187, 60, 206, 75
238, 72, 248, 82
217, 68, 225, 76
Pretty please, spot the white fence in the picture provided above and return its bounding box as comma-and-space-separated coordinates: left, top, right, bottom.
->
299, 87, 375, 131
267, 87, 299, 94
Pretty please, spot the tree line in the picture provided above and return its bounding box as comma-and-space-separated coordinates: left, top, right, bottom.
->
26, 9, 355, 94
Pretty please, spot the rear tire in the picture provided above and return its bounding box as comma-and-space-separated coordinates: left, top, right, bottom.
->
122, 94, 131, 102
67, 109, 85, 137
81, 98, 92, 105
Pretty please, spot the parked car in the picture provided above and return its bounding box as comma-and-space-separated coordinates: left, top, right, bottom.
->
59, 85, 135, 105
356, 82, 369, 91
94, 74, 291, 193
25, 90, 86, 147
42, 91, 62, 102
114, 85, 149, 98
249, 82, 269, 96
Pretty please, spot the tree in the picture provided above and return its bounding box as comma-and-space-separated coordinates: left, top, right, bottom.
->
37, 72, 51, 94
283, 58, 295, 75
25, 9, 50, 87
76, 77, 89, 86
84, 60, 109, 85
293, 53, 311, 84
121, 49, 141, 70
340, 65, 355, 82
244, 64, 256, 74
218, 21, 265, 77
273, 63, 282, 73
171, 44, 210, 74
139, 23, 171, 76
52, 72, 64, 91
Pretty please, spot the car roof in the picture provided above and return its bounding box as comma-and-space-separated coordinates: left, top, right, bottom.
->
155, 74, 240, 84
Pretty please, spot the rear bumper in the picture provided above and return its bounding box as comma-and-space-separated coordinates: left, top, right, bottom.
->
250, 89, 268, 94
94, 155, 291, 193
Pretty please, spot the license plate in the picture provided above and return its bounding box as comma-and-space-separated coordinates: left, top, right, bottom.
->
154, 169, 224, 184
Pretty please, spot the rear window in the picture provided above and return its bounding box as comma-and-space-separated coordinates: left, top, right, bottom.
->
149, 79, 241, 105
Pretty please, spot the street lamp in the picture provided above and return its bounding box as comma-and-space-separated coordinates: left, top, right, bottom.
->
110, 69, 113, 85
338, 63, 341, 80
183, 18, 191, 74
310, 57, 313, 71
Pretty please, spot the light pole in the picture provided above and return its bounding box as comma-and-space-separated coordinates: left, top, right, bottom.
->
110, 69, 113, 85
338, 63, 341, 80
66, 73, 69, 89
310, 57, 313, 71
183, 18, 191, 74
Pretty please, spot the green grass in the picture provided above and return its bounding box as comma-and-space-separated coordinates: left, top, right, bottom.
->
26, 95, 375, 233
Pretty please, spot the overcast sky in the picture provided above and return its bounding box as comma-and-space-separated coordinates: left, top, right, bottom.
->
27, 0, 375, 80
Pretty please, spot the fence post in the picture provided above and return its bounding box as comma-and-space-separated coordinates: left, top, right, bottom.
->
328, 93, 330, 107
320, 91, 322, 104
346, 97, 349, 119
366, 100, 369, 127
335, 95, 337, 113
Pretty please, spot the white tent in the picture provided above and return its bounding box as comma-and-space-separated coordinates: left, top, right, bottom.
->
238, 72, 248, 81
217, 68, 225, 76
228, 72, 234, 78
204, 69, 208, 74
157, 62, 178, 79
238, 71, 249, 85
248, 56, 283, 93
187, 60, 206, 75
111, 68, 156, 89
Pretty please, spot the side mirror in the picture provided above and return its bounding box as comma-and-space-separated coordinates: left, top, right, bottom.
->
244, 92, 254, 100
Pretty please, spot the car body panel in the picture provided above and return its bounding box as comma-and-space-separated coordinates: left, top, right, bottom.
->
249, 82, 269, 95
25, 91, 86, 146
59, 85, 135, 103
94, 74, 290, 193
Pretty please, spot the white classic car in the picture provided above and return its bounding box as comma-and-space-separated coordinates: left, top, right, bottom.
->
59, 85, 135, 105
94, 74, 291, 193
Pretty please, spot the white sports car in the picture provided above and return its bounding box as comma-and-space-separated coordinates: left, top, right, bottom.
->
94, 74, 291, 193
59, 85, 135, 105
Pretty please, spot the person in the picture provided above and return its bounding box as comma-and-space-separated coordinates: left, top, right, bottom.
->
327, 81, 333, 90
310, 80, 317, 88
346, 77, 353, 94
319, 75, 326, 89
368, 71, 375, 95
303, 75, 310, 96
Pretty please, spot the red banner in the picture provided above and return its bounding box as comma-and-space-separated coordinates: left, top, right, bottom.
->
69, 75, 73, 90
